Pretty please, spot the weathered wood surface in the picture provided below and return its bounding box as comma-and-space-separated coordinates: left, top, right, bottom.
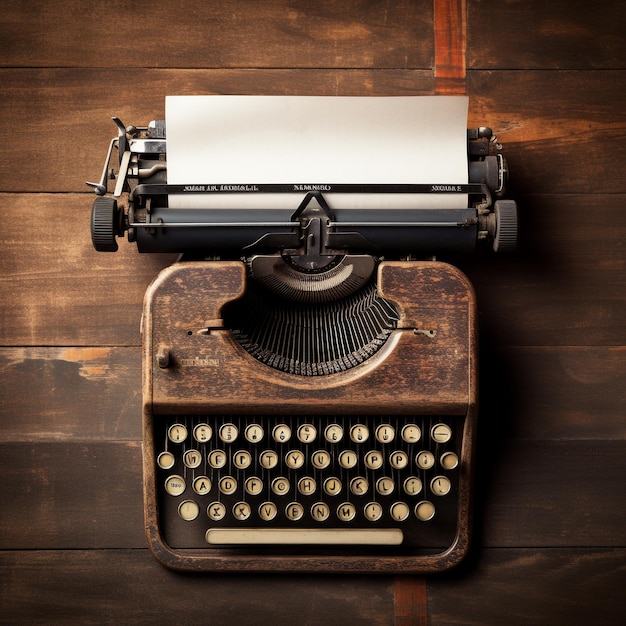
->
1, 0, 625, 623
0, 0, 434, 70
468, 0, 626, 69
1, 548, 623, 625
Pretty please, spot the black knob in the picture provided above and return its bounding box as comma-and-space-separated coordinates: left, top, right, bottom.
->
493, 199, 518, 253
91, 196, 121, 252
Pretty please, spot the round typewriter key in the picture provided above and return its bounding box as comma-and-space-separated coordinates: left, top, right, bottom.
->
168, 423, 188, 443
401, 424, 421, 444
350, 476, 369, 496
273, 424, 291, 443
337, 502, 356, 522
219, 475, 237, 495
376, 424, 395, 444
311, 502, 330, 522
390, 501, 410, 522
157, 451, 175, 470
233, 449, 252, 469
183, 449, 202, 469
298, 476, 317, 496
338, 449, 358, 469
245, 476, 263, 496
286, 502, 304, 521
311, 449, 331, 470
219, 422, 239, 443
440, 451, 459, 470
193, 476, 212, 495
350, 423, 369, 443
178, 500, 200, 521
323, 477, 342, 496
164, 475, 186, 496
208, 449, 227, 469
430, 475, 452, 496
193, 423, 212, 443
416, 450, 435, 470
259, 449, 278, 469
271, 476, 290, 496
415, 500, 436, 521
431, 423, 452, 444
324, 423, 344, 443
232, 501, 251, 521
389, 450, 409, 470
207, 501, 226, 521
297, 423, 317, 444
403, 476, 423, 496
364, 450, 383, 470
259, 501, 278, 521
285, 449, 305, 469
364, 502, 383, 522
376, 476, 395, 496
244, 423, 264, 443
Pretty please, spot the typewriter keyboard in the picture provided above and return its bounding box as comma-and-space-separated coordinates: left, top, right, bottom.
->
153, 415, 464, 551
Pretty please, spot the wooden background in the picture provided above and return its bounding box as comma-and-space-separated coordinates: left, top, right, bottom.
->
1, 1, 625, 623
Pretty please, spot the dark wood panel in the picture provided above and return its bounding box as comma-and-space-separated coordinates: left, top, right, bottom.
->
0, 0, 433, 70
0, 442, 144, 550
481, 347, 626, 441
0, 68, 433, 194
428, 548, 626, 626
1, 548, 624, 625
460, 193, 626, 346
2, 346, 624, 443
468, 0, 626, 70
0, 348, 142, 442
475, 441, 626, 548
0, 549, 395, 626
1, 441, 623, 550
467, 70, 626, 195
0, 194, 176, 346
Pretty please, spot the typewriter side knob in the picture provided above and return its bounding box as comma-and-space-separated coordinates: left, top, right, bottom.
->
91, 196, 123, 252
493, 199, 518, 252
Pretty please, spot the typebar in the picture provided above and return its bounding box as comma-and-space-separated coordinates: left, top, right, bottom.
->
205, 528, 404, 545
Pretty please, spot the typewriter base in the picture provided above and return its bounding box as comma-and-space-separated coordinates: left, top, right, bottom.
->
142, 260, 477, 573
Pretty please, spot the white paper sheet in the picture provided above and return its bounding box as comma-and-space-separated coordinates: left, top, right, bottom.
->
166, 95, 469, 211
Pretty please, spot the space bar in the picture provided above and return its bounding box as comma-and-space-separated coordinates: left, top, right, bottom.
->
206, 528, 403, 546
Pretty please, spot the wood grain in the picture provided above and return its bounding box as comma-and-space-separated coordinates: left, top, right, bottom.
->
434, 0, 466, 94
0, 0, 624, 621
0, 0, 433, 70
428, 548, 626, 626
468, 0, 626, 70
0, 549, 395, 626
1, 548, 623, 625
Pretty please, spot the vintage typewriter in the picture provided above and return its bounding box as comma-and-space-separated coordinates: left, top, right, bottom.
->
88, 96, 516, 573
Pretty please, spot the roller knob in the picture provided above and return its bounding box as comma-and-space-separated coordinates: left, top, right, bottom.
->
493, 199, 518, 252
91, 196, 121, 252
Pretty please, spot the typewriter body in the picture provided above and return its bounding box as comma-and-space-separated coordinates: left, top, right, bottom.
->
88, 97, 516, 573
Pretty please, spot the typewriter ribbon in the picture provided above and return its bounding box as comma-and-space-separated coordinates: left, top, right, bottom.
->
88, 96, 517, 573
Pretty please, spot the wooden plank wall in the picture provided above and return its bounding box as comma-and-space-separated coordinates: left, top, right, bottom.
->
1, 1, 625, 623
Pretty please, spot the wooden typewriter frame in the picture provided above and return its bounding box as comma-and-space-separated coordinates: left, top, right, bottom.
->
142, 260, 477, 573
